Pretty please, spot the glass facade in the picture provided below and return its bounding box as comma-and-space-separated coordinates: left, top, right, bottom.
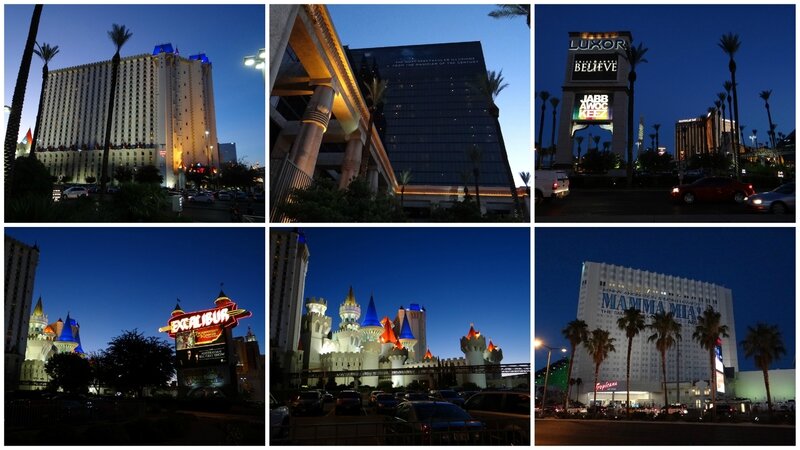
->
348, 42, 514, 187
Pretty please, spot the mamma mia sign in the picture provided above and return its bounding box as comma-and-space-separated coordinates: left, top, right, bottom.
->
601, 291, 705, 324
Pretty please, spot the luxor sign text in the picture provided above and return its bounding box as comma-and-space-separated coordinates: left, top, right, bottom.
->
569, 38, 628, 51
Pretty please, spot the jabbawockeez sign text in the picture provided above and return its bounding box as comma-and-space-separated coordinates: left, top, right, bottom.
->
601, 291, 705, 324
574, 94, 611, 121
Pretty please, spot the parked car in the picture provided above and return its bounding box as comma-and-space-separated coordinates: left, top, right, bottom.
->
661, 403, 689, 416
670, 177, 755, 204
430, 389, 465, 407
744, 182, 795, 214
188, 192, 215, 203
369, 390, 384, 405
463, 391, 530, 445
290, 390, 324, 416
234, 190, 248, 200
62, 186, 89, 199
534, 169, 570, 204
384, 401, 484, 445
270, 394, 291, 443
335, 390, 362, 415
374, 393, 400, 415
217, 190, 233, 201
459, 390, 479, 401
404, 392, 433, 402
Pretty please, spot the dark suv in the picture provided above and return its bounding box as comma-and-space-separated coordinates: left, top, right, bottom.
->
463, 391, 530, 445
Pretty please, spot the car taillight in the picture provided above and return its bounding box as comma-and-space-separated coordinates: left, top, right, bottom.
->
748, 184, 753, 190
552, 182, 558, 190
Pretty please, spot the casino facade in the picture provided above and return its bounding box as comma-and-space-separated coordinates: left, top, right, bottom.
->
572, 261, 738, 408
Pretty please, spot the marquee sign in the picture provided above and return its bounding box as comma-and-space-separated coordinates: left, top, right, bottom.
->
159, 297, 252, 339
596, 381, 619, 391
572, 53, 619, 81
573, 94, 612, 122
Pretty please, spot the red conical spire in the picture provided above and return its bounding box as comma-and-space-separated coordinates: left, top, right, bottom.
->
487, 340, 497, 352
466, 323, 480, 339
424, 348, 434, 360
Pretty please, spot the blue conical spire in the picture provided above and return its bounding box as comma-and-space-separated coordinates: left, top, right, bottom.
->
361, 294, 381, 327
59, 312, 76, 342
399, 315, 415, 339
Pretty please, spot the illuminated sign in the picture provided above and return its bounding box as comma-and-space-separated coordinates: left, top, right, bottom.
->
569, 38, 628, 52
178, 343, 227, 368
596, 381, 618, 391
715, 370, 725, 394
573, 94, 612, 121
572, 54, 619, 81
160, 298, 251, 339
715, 345, 724, 373
600, 291, 706, 324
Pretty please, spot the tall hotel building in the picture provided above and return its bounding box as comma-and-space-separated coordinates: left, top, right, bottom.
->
269, 229, 310, 356
4, 236, 40, 391
573, 261, 738, 407
32, 43, 218, 188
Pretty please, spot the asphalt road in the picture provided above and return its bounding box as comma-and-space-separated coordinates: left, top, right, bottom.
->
535, 418, 795, 445
535, 189, 795, 223
182, 199, 265, 222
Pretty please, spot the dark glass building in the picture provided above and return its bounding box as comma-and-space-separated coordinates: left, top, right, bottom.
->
348, 42, 514, 187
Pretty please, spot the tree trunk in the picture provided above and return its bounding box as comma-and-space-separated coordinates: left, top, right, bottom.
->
400, 186, 405, 209
730, 60, 741, 181
564, 347, 575, 411
490, 104, 521, 216
31, 64, 49, 156
763, 367, 773, 416
473, 168, 481, 215
626, 75, 636, 187
537, 103, 547, 157
661, 349, 668, 408
626, 337, 632, 418
765, 104, 775, 148
5, 4, 43, 194
359, 108, 376, 177
101, 52, 121, 197
709, 349, 716, 420
593, 364, 599, 410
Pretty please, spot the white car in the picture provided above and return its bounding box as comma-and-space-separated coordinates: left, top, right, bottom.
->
188, 192, 215, 203
217, 191, 233, 201
534, 169, 570, 204
62, 186, 89, 199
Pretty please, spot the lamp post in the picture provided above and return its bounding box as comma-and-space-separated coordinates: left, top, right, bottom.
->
243, 48, 265, 74
535, 339, 566, 417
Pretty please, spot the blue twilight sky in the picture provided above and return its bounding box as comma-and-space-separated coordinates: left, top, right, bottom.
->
283, 227, 530, 365
534, 227, 795, 373
328, 4, 531, 185
4, 4, 265, 165
5, 227, 265, 354
534, 4, 795, 157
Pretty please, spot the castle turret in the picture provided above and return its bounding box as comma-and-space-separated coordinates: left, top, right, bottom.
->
335, 287, 361, 352
387, 343, 409, 388
460, 323, 487, 388
359, 295, 383, 387
299, 297, 332, 372
396, 303, 427, 363
379, 316, 400, 357
54, 313, 79, 354
484, 340, 504, 364
398, 315, 417, 362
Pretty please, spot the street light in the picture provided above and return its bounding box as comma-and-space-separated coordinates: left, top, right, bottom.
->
535, 339, 566, 417
243, 48, 265, 71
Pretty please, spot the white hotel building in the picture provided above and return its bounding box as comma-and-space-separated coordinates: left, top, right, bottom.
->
30, 43, 219, 188
573, 261, 738, 408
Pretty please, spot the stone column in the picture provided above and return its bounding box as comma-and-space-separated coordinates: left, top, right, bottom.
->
269, 5, 299, 89
338, 132, 362, 189
288, 84, 335, 178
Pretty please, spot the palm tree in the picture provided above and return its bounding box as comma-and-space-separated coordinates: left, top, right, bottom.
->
706, 107, 717, 155
574, 136, 584, 169
5, 4, 43, 193
617, 308, 646, 418
769, 123, 778, 149
759, 90, 776, 148
487, 4, 530, 27
562, 319, 589, 411
724, 82, 734, 154
649, 133, 656, 152
752, 129, 758, 152
549, 97, 560, 165
692, 306, 730, 420
717, 92, 728, 148
648, 311, 682, 409
719, 33, 742, 180
359, 78, 389, 177
100, 24, 133, 195
584, 328, 616, 410
592, 135, 601, 152
460, 170, 471, 197
653, 124, 661, 154
468, 144, 482, 214
483, 69, 520, 215
713, 100, 722, 151
536, 91, 550, 165
519, 171, 531, 200
30, 42, 59, 156
574, 377, 582, 403
622, 42, 649, 187
397, 170, 412, 210
741, 323, 786, 415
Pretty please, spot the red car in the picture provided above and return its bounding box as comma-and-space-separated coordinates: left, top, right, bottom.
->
671, 177, 755, 204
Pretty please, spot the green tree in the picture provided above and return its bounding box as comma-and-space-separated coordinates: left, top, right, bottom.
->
622, 41, 649, 187
219, 161, 257, 191
9, 154, 53, 198
359, 78, 388, 176
397, 169, 412, 210
617, 307, 646, 418
759, 90, 776, 148
692, 307, 729, 420
279, 177, 403, 222
637, 149, 673, 173
100, 24, 133, 194
741, 323, 786, 415
561, 319, 588, 411
133, 164, 163, 184
109, 183, 168, 221
719, 33, 742, 180
5, 5, 42, 194
584, 328, 616, 410
581, 149, 620, 174
85, 176, 97, 184
101, 329, 174, 397
648, 311, 682, 409
487, 4, 530, 27
114, 166, 133, 184
30, 42, 59, 156
45, 352, 91, 394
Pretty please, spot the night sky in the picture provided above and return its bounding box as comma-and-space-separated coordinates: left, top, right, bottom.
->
328, 4, 530, 185
535, 4, 795, 158
534, 227, 795, 373
4, 4, 265, 165
5, 227, 265, 354
283, 227, 531, 365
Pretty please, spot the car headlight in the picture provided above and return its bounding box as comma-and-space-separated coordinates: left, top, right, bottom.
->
752, 199, 762, 205
672, 187, 679, 193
